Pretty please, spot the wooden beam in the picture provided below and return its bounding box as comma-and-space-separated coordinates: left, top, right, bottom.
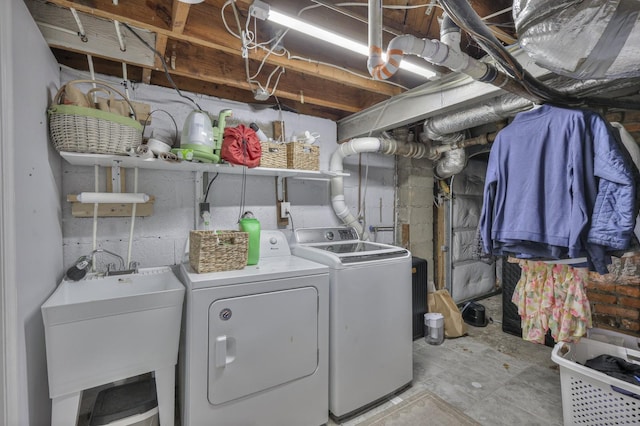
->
489, 26, 517, 45
67, 194, 155, 217
153, 33, 169, 70
43, 0, 402, 97
171, 0, 191, 33
51, 39, 388, 114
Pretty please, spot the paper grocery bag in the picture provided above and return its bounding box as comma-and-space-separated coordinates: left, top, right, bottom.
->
427, 289, 467, 338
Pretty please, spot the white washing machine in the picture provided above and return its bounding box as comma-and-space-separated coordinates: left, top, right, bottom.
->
178, 230, 329, 426
292, 227, 413, 420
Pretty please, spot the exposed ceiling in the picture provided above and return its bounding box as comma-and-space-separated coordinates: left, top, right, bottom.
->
26, 0, 516, 121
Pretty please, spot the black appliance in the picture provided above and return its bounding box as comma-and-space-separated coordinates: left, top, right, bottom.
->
412, 257, 428, 340
502, 259, 555, 347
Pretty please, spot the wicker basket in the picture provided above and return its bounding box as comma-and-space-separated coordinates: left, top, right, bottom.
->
286, 142, 320, 170
189, 230, 248, 273
48, 79, 143, 155
259, 142, 288, 168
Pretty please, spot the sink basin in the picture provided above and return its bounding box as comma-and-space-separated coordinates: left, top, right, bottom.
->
43, 266, 184, 326
42, 266, 185, 399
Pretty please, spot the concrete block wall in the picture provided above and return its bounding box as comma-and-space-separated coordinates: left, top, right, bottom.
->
59, 68, 396, 270
396, 154, 435, 284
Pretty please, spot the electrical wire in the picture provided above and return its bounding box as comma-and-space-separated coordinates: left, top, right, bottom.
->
220, 0, 411, 97
287, 210, 295, 232
204, 173, 219, 202
330, 2, 443, 11
141, 109, 179, 146
121, 22, 202, 110
480, 7, 513, 22
357, 153, 370, 223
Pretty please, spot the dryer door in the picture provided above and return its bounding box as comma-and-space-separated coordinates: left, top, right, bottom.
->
207, 286, 319, 405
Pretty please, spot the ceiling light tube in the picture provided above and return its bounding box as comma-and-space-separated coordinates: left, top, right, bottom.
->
266, 9, 437, 80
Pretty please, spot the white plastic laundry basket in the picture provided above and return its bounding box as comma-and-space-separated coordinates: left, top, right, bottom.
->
552, 331, 640, 425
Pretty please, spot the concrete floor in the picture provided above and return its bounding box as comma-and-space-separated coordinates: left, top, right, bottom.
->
331, 294, 564, 426
78, 294, 564, 426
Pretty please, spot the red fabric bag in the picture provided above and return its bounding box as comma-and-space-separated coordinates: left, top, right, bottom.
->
221, 124, 262, 168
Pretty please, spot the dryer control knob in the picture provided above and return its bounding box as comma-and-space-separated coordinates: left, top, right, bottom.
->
269, 237, 278, 244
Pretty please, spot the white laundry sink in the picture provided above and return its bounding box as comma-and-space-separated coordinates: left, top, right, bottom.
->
42, 266, 185, 400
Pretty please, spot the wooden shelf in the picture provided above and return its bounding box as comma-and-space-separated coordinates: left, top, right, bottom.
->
60, 152, 349, 178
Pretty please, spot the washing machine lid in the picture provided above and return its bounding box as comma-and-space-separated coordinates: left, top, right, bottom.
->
293, 227, 409, 265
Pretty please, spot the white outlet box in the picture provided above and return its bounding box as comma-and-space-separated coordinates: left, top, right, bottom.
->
280, 202, 290, 219
249, 0, 269, 20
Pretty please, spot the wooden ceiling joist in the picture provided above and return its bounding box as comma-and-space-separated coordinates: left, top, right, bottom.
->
41, 0, 401, 98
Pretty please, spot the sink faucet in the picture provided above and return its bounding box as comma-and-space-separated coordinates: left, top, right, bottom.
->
90, 249, 138, 275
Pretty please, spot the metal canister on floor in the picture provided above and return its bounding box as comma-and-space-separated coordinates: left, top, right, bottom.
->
424, 313, 444, 345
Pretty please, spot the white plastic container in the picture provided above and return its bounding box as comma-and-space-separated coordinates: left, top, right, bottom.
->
424, 313, 444, 345
552, 330, 640, 425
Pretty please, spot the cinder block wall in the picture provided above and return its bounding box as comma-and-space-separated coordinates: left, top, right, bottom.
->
396, 154, 435, 285
586, 111, 640, 336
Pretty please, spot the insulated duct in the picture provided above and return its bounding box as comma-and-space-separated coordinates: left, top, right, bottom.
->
515, 0, 640, 79
426, 76, 640, 140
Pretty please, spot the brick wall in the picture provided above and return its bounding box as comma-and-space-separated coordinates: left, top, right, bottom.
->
586, 110, 640, 336
587, 254, 640, 335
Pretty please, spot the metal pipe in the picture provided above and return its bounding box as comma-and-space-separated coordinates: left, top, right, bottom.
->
369, 226, 394, 232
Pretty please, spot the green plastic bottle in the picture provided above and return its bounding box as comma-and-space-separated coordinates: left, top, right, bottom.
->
239, 212, 260, 265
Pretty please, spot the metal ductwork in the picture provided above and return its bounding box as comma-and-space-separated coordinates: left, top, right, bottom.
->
515, 0, 640, 79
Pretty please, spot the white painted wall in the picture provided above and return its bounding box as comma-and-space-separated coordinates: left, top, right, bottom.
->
3, 1, 64, 424
59, 68, 397, 270
0, 7, 395, 424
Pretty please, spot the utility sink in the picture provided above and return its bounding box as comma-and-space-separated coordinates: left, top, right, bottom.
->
42, 266, 184, 426
42, 266, 184, 327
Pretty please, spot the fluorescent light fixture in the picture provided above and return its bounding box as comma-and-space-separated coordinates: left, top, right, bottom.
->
266, 10, 437, 80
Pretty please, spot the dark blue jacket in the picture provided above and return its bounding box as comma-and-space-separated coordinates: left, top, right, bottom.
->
479, 105, 636, 274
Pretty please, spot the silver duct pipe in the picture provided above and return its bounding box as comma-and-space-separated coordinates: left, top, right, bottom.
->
427, 75, 640, 177
426, 75, 640, 140
515, 0, 640, 80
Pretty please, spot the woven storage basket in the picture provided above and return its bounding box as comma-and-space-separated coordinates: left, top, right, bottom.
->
48, 79, 143, 155
189, 230, 248, 273
286, 142, 320, 170
259, 142, 288, 168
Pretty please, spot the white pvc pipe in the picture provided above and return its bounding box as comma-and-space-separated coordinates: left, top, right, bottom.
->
70, 8, 86, 41
127, 167, 139, 266
77, 192, 149, 204
122, 63, 130, 99
92, 165, 99, 270
330, 137, 381, 240
114, 20, 126, 52
329, 136, 434, 241
367, 0, 384, 77
366, 0, 488, 81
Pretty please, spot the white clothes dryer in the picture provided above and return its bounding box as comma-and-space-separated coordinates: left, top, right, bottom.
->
178, 230, 329, 426
292, 227, 413, 420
